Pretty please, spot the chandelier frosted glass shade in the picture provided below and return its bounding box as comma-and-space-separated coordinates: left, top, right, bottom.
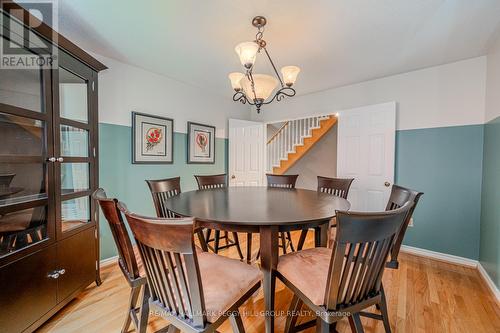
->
234, 41, 259, 69
229, 17, 298, 113
240, 74, 278, 101
228, 72, 245, 91
281, 66, 301, 86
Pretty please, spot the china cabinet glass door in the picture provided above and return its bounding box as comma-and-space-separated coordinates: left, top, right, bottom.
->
0, 34, 55, 261
53, 51, 97, 238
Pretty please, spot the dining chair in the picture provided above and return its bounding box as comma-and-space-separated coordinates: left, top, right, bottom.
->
92, 188, 148, 333
278, 202, 413, 333
298, 176, 355, 251
384, 184, 423, 269
265, 174, 299, 253
146, 177, 208, 252
119, 204, 261, 333
194, 174, 244, 260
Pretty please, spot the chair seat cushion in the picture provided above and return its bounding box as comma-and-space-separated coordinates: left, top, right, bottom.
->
277, 247, 332, 306
198, 252, 261, 322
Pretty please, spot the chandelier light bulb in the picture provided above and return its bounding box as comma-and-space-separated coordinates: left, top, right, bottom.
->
240, 74, 278, 101
281, 66, 301, 87
228, 72, 245, 91
235, 41, 259, 69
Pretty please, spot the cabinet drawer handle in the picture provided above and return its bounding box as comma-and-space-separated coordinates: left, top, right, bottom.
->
47, 269, 65, 279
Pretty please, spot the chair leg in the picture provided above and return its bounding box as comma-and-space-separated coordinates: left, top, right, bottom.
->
122, 285, 141, 333
348, 313, 365, 333
214, 230, 221, 253
379, 287, 392, 333
286, 231, 295, 252
297, 229, 308, 250
246, 233, 253, 264
197, 229, 209, 252
280, 232, 287, 254
137, 285, 150, 333
232, 232, 244, 260
284, 294, 302, 333
206, 229, 215, 252
229, 309, 246, 333
316, 317, 329, 333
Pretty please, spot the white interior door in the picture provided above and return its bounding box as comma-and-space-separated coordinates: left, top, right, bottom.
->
228, 119, 264, 186
337, 102, 396, 211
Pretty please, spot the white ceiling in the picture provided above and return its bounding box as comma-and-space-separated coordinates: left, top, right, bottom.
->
51, 0, 500, 96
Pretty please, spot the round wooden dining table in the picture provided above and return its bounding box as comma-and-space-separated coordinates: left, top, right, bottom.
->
165, 186, 350, 333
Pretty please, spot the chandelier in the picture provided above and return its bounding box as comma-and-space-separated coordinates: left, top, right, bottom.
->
228, 16, 300, 113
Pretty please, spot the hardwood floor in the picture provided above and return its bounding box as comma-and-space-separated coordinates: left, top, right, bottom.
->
37, 231, 500, 333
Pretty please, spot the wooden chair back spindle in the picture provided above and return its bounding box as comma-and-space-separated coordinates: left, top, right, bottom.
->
195, 174, 227, 189
118, 204, 207, 329
266, 174, 299, 189
146, 177, 181, 218
325, 203, 412, 310
317, 176, 354, 199
92, 188, 140, 281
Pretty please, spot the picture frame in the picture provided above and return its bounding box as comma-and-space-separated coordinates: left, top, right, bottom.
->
132, 112, 174, 164
187, 122, 216, 164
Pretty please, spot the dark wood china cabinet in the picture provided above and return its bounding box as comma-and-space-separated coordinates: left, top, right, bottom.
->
0, 4, 106, 332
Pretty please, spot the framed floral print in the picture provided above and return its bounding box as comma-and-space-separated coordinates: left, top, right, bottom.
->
187, 122, 215, 164
132, 112, 173, 164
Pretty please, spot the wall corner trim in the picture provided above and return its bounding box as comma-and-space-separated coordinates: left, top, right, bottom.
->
401, 245, 500, 303
478, 262, 500, 304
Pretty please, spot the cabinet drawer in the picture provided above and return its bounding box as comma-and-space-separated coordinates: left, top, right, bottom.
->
0, 245, 57, 333
56, 227, 96, 302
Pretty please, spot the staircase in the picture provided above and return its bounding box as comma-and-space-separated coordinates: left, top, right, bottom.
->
267, 115, 337, 174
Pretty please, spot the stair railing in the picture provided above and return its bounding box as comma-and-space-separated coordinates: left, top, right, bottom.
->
266, 115, 331, 172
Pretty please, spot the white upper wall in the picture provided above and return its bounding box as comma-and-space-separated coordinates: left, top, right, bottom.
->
252, 57, 487, 131
95, 54, 249, 138
486, 32, 500, 122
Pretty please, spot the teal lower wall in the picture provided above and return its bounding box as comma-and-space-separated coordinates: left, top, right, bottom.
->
395, 125, 484, 260
480, 117, 500, 288
98, 122, 485, 262
98, 122, 228, 260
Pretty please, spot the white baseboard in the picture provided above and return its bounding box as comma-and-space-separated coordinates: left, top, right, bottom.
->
477, 262, 500, 303
98, 245, 500, 303
100, 255, 118, 268
400, 245, 478, 268
400, 245, 500, 303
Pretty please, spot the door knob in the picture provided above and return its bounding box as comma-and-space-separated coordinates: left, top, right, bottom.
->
384, 182, 391, 187
47, 157, 56, 162
47, 271, 60, 279
57, 157, 64, 162
231, 175, 236, 179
